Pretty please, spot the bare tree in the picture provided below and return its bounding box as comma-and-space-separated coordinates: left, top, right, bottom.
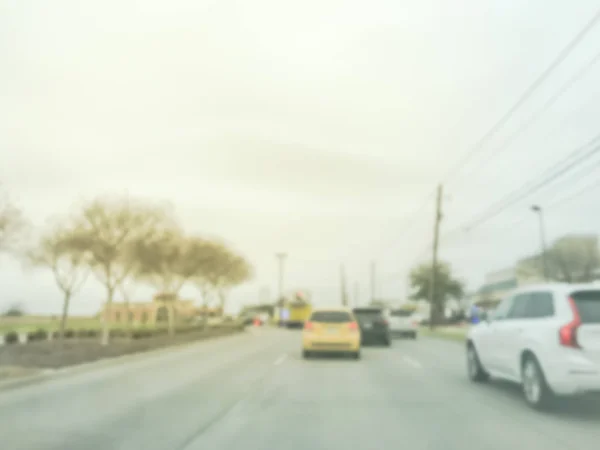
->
136, 228, 186, 294
517, 235, 600, 283
189, 240, 253, 316
194, 276, 214, 319
114, 238, 149, 331
211, 252, 252, 315
117, 277, 139, 331
191, 240, 231, 318
28, 225, 89, 338
0, 187, 26, 254
137, 232, 220, 335
69, 197, 174, 345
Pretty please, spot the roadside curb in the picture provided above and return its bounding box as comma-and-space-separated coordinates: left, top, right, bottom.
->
0, 328, 249, 393
420, 328, 468, 343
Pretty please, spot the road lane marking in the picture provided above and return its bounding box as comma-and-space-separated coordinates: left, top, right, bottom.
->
274, 354, 288, 366
402, 355, 422, 369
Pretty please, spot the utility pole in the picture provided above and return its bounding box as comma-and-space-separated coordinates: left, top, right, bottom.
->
531, 205, 549, 281
429, 184, 443, 330
340, 264, 348, 306
370, 261, 376, 304
353, 282, 359, 307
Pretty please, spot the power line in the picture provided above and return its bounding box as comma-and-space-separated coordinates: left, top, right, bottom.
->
452, 49, 600, 185
374, 187, 437, 257
499, 171, 600, 230
458, 133, 600, 232
379, 143, 600, 282
376, 8, 600, 281
394, 188, 437, 235
533, 152, 600, 199
547, 176, 600, 209
440, 7, 600, 186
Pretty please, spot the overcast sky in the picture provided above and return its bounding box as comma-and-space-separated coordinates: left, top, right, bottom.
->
2, 0, 600, 315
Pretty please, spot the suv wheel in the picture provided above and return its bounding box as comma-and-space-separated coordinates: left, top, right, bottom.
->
466, 343, 489, 382
302, 350, 311, 359
522, 355, 553, 410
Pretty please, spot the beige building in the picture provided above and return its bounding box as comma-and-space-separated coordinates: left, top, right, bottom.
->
101, 293, 222, 325
472, 265, 545, 309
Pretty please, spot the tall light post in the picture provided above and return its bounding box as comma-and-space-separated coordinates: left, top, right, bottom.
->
276, 253, 287, 304
531, 205, 549, 281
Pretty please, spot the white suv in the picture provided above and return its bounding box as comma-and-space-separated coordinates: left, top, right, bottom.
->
387, 309, 419, 339
466, 284, 600, 409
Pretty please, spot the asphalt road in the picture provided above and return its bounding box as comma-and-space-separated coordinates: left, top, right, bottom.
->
0, 328, 598, 450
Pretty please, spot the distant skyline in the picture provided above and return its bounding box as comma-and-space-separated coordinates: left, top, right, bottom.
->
2, 0, 600, 315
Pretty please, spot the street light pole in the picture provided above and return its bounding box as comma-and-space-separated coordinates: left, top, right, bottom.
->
531, 205, 549, 281
275, 253, 288, 327
276, 253, 287, 303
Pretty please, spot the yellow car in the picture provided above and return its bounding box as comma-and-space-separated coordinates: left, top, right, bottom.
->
302, 307, 361, 359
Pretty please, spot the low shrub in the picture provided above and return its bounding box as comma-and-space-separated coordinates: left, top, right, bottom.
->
27, 328, 48, 342
63, 329, 75, 339
4, 330, 19, 344
131, 329, 153, 339
75, 329, 88, 338
153, 328, 168, 336
88, 329, 100, 338
109, 328, 127, 339
75, 329, 98, 338
175, 326, 195, 334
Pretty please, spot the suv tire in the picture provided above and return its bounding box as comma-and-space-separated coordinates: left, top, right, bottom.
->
522, 355, 554, 410
466, 342, 489, 383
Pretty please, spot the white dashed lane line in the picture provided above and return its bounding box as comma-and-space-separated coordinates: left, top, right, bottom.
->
401, 355, 423, 369
273, 354, 288, 366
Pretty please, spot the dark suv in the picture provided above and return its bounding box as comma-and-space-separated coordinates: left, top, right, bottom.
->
352, 307, 391, 346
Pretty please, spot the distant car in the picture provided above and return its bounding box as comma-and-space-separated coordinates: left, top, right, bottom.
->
466, 284, 600, 410
302, 308, 361, 359
388, 308, 419, 339
352, 307, 390, 346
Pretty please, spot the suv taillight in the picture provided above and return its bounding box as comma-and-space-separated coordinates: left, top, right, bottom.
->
559, 297, 581, 349
348, 321, 358, 331
304, 321, 314, 331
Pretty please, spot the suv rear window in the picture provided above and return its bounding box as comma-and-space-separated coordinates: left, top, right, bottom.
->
571, 291, 600, 324
310, 311, 352, 323
390, 310, 414, 317
353, 308, 383, 316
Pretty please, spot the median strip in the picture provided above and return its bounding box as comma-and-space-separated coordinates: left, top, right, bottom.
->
419, 326, 469, 342
0, 323, 247, 391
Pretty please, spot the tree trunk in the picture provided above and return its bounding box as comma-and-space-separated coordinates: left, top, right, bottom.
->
167, 303, 175, 337
124, 296, 131, 332
430, 295, 445, 328
59, 291, 72, 340
218, 290, 227, 316
434, 300, 445, 326
201, 289, 210, 329
101, 286, 114, 346
118, 283, 135, 332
